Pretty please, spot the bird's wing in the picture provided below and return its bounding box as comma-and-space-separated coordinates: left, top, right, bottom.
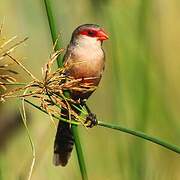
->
63, 44, 73, 65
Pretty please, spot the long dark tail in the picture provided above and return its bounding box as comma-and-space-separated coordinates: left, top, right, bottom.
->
53, 108, 74, 166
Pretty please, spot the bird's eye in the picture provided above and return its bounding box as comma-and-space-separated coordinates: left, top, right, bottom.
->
88, 30, 94, 36
79, 29, 97, 37
87, 30, 95, 36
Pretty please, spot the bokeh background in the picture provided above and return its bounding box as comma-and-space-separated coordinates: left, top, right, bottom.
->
0, 0, 180, 179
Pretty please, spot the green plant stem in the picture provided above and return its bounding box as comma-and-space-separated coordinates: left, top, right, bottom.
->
98, 121, 180, 154
43, 1, 88, 179
72, 125, 88, 180
25, 99, 180, 155
0, 82, 27, 86
24, 99, 79, 125
43, 0, 62, 67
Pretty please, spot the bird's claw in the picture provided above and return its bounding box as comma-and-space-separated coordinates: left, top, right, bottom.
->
85, 113, 98, 128
80, 99, 87, 106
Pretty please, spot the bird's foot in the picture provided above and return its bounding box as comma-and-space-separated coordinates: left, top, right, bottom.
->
85, 112, 98, 128
80, 99, 87, 106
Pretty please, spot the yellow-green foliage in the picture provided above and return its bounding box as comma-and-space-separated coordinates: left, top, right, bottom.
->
0, 0, 180, 180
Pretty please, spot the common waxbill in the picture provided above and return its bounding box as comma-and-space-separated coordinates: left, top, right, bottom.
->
53, 24, 108, 166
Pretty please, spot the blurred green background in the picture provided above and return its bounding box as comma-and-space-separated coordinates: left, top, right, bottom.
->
0, 0, 180, 179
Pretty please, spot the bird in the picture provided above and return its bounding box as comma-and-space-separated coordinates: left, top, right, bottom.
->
53, 24, 108, 166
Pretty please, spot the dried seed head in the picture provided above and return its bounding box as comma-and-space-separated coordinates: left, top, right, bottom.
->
0, 23, 28, 91
0, 33, 95, 126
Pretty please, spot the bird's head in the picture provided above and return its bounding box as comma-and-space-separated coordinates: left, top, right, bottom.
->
71, 24, 108, 46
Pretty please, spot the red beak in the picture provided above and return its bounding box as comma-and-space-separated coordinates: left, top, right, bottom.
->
97, 29, 109, 41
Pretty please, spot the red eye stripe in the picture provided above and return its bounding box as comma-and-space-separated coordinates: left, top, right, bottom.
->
79, 29, 98, 37
78, 28, 109, 41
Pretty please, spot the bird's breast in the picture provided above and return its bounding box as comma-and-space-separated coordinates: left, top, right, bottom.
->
64, 46, 105, 86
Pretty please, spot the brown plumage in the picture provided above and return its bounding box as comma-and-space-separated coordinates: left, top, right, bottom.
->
53, 24, 108, 166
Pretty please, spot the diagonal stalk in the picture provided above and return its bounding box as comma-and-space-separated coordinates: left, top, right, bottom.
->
25, 99, 180, 155
98, 121, 180, 154
43, 0, 62, 67
43, 1, 88, 179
